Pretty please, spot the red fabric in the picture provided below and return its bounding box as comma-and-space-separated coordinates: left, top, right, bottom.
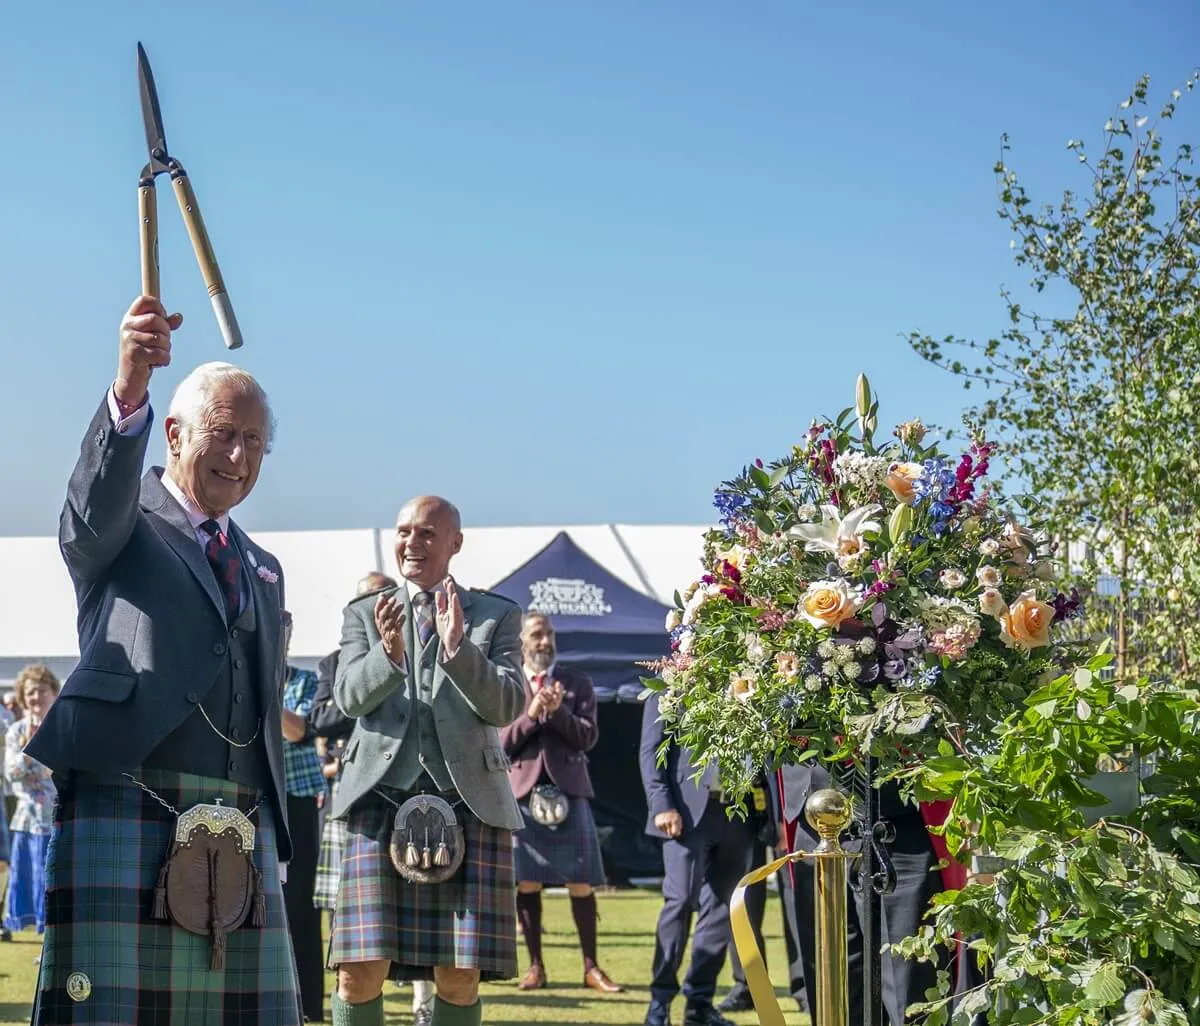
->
919, 798, 966, 891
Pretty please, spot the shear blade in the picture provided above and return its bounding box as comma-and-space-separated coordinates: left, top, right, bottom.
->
137, 42, 170, 171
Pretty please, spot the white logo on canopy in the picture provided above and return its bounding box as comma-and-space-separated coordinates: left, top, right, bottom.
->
528, 577, 613, 617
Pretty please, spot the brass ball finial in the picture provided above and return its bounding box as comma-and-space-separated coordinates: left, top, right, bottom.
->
805, 788, 852, 846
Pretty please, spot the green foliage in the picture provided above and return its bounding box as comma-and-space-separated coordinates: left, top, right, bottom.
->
893, 650, 1200, 1023
908, 72, 1200, 681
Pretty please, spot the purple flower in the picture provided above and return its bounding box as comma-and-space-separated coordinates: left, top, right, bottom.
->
1051, 588, 1083, 623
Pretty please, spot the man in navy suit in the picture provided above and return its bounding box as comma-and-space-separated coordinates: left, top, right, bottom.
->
28, 295, 300, 1024
639, 693, 754, 1026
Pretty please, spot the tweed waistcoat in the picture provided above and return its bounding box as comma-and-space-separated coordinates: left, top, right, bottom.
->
384, 630, 452, 791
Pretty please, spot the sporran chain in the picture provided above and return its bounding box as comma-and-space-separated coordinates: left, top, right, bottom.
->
121, 773, 262, 820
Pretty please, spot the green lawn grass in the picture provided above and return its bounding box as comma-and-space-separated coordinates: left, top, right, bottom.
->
0, 888, 811, 1025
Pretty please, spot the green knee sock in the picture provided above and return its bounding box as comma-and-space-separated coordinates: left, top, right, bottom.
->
431, 995, 482, 1026
330, 992, 385, 1026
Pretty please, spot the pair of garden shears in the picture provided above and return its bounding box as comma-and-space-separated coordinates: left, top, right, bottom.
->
137, 42, 243, 349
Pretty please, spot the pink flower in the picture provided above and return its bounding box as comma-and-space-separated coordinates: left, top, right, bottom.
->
256, 565, 279, 585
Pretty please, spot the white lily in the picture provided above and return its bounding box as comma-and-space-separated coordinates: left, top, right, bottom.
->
789, 504, 883, 557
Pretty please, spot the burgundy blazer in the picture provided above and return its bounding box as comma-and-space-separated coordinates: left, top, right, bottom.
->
501, 666, 598, 799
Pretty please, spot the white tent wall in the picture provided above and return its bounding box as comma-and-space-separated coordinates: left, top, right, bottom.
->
0, 524, 710, 685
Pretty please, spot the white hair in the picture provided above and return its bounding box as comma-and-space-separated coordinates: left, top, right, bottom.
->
167, 362, 276, 451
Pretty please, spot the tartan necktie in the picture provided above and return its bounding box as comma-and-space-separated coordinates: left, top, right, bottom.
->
412, 590, 436, 648
199, 519, 241, 620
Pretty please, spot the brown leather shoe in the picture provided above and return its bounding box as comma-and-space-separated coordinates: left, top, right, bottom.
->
584, 966, 625, 993
517, 963, 547, 990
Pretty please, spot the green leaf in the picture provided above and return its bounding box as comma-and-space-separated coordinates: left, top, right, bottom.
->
1083, 961, 1125, 1004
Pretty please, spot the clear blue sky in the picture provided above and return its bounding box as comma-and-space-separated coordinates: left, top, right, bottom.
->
2, 1, 1196, 535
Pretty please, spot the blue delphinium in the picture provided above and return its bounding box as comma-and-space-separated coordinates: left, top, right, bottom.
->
913, 459, 959, 535
713, 491, 750, 531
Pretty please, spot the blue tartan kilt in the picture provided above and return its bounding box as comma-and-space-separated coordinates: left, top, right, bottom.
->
328, 794, 517, 982
513, 795, 606, 887
32, 769, 302, 1026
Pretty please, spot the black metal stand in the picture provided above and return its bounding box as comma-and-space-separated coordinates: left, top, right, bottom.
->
846, 755, 896, 1026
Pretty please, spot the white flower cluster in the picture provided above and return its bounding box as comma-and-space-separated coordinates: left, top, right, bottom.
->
832, 451, 891, 489
916, 595, 979, 630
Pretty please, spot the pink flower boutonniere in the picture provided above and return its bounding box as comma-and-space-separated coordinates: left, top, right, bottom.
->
256, 565, 279, 585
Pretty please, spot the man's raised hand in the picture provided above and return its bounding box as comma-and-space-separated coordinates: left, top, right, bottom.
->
435, 577, 465, 658
374, 592, 407, 665
116, 295, 183, 409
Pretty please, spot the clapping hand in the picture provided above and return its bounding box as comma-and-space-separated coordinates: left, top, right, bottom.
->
528, 680, 564, 720
374, 592, 406, 664
541, 681, 565, 715
435, 577, 464, 657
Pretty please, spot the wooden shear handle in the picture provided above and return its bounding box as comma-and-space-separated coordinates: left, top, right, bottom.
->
170, 171, 244, 350
139, 181, 160, 299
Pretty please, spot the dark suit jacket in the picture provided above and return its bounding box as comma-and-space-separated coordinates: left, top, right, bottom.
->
500, 665, 598, 799
307, 650, 354, 741
28, 397, 293, 860
639, 692, 713, 838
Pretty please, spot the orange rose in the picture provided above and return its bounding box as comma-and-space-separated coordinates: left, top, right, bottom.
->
799, 579, 861, 629
999, 589, 1053, 650
885, 462, 923, 505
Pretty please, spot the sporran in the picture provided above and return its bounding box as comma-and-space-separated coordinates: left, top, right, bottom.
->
529, 783, 569, 828
388, 793, 465, 885
150, 799, 265, 970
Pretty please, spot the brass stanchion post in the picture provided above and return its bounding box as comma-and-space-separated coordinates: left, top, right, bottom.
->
807, 788, 854, 1026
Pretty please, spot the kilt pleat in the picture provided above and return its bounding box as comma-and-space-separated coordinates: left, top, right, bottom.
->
32, 769, 302, 1026
328, 796, 517, 982
313, 814, 346, 911
513, 796, 606, 887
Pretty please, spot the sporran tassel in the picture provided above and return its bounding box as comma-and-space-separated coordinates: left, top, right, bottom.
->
405, 839, 420, 868
421, 826, 432, 870
251, 866, 266, 927
434, 837, 450, 867
152, 861, 169, 921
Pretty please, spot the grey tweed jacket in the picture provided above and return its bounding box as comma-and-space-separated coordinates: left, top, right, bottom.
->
331, 583, 525, 830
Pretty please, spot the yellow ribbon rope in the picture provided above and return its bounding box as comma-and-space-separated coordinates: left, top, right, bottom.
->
729, 850, 809, 1026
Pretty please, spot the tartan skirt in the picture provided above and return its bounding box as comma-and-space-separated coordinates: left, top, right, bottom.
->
313, 813, 347, 911
513, 794, 606, 887
32, 769, 302, 1026
328, 794, 517, 982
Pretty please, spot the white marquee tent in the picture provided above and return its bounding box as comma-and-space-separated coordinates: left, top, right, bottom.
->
0, 524, 710, 685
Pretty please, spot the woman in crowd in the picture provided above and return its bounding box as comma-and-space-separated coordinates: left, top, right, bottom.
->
4, 664, 58, 936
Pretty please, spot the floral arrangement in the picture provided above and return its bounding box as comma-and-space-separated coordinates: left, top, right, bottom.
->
645, 376, 1085, 796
